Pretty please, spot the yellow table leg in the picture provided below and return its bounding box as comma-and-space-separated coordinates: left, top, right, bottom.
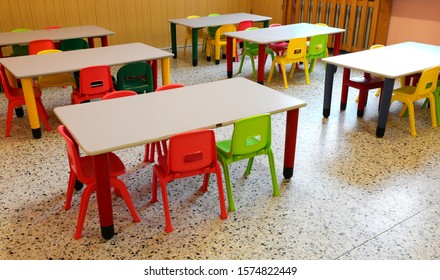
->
21, 78, 42, 138
161, 58, 170, 85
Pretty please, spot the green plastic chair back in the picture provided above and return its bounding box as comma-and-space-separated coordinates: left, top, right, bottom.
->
59, 38, 89, 51
237, 27, 274, 79
306, 34, 328, 72
216, 113, 279, 211
207, 13, 221, 39
116, 61, 154, 94
11, 28, 31, 56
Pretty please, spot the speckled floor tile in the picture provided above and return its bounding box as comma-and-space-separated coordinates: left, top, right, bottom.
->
1, 46, 439, 260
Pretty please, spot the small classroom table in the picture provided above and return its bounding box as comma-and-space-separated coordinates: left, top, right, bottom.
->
169, 13, 272, 66
321, 41, 440, 138
0, 43, 172, 139
0, 25, 115, 58
224, 22, 345, 84
54, 77, 307, 240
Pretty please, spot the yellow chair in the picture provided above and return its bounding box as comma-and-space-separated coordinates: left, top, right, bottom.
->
390, 66, 440, 136
267, 38, 310, 89
183, 15, 209, 55
35, 50, 77, 89
206, 24, 237, 65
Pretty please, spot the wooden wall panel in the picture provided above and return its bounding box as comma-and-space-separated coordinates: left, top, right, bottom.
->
0, 0, 267, 49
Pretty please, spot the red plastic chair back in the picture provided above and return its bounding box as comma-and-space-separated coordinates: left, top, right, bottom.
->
102, 90, 137, 100
155, 84, 185, 92
29, 39, 56, 55
167, 130, 217, 173
57, 125, 83, 180
0, 65, 18, 99
78, 65, 114, 96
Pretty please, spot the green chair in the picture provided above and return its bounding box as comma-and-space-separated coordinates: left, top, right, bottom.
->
116, 61, 154, 94
207, 13, 221, 39
237, 27, 274, 79
216, 113, 279, 211
306, 33, 328, 73
59, 38, 89, 51
11, 28, 31, 56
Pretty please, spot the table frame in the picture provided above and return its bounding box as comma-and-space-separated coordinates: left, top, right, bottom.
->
225, 23, 345, 84
169, 13, 271, 66
54, 77, 307, 239
0, 25, 115, 58
0, 43, 172, 139
321, 41, 440, 138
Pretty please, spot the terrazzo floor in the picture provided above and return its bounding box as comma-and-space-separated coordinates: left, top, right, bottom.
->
0, 46, 439, 260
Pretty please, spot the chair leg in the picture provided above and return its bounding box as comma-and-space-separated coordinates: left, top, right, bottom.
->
281, 63, 288, 89
267, 61, 276, 84
158, 179, 173, 233
215, 166, 228, 220
357, 89, 367, 117
150, 169, 159, 203
250, 55, 257, 80
111, 178, 140, 223
143, 144, 151, 162
5, 104, 15, 137
218, 156, 235, 212
74, 183, 96, 240
302, 59, 310, 85
428, 95, 437, 128
237, 53, 246, 74
406, 101, 417, 136
36, 100, 52, 131
244, 157, 254, 178
267, 149, 280, 197
201, 173, 210, 192
64, 170, 77, 210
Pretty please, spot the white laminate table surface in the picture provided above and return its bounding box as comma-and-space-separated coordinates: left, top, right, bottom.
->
0, 43, 173, 78
54, 77, 307, 156
169, 13, 272, 28
0, 25, 115, 46
322, 41, 440, 78
224, 22, 345, 44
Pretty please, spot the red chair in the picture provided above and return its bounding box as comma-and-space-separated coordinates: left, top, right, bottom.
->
144, 84, 185, 163
150, 129, 228, 233
57, 125, 140, 239
268, 24, 288, 73
29, 39, 56, 55
0, 64, 51, 137
235, 20, 254, 62
340, 68, 384, 117
102, 90, 137, 100
71, 65, 114, 104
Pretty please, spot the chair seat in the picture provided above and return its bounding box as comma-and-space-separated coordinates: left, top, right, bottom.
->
346, 75, 384, 88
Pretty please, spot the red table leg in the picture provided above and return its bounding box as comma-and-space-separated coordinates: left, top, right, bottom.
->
92, 153, 114, 239
88, 38, 95, 48
333, 33, 342, 55
226, 36, 233, 78
257, 44, 266, 84
100, 36, 109, 47
150, 60, 158, 90
283, 109, 299, 179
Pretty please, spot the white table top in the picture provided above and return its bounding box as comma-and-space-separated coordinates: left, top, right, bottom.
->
54, 77, 307, 156
322, 41, 440, 78
169, 13, 271, 28
0, 25, 115, 46
0, 43, 173, 79
224, 22, 345, 44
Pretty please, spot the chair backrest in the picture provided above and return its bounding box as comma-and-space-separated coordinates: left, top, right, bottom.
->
186, 15, 206, 37
315, 23, 328, 26
37, 49, 62, 55
11, 28, 31, 56
308, 34, 328, 57
215, 24, 236, 42
78, 65, 114, 96
29, 39, 55, 55
102, 90, 137, 100
237, 20, 253, 32
285, 38, 307, 60
370, 44, 384, 50
414, 66, 440, 96
167, 129, 217, 173
155, 83, 185, 92
116, 61, 154, 94
44, 26, 61, 30
230, 113, 271, 156
207, 13, 221, 38
59, 38, 89, 51
243, 27, 260, 51
57, 125, 82, 179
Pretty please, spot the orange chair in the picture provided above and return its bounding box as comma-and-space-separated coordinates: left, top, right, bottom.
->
29, 39, 55, 55
71, 65, 114, 104
144, 83, 185, 163
0, 64, 51, 137
102, 90, 137, 100
58, 125, 140, 239
235, 20, 254, 62
150, 129, 228, 233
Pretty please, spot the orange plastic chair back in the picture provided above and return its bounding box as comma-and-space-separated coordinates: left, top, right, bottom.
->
79, 65, 114, 95
155, 84, 184, 92
29, 39, 55, 55
102, 90, 137, 100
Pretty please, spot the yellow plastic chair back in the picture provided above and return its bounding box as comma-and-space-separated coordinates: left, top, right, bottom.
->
216, 113, 279, 211
183, 15, 209, 55
206, 24, 236, 64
